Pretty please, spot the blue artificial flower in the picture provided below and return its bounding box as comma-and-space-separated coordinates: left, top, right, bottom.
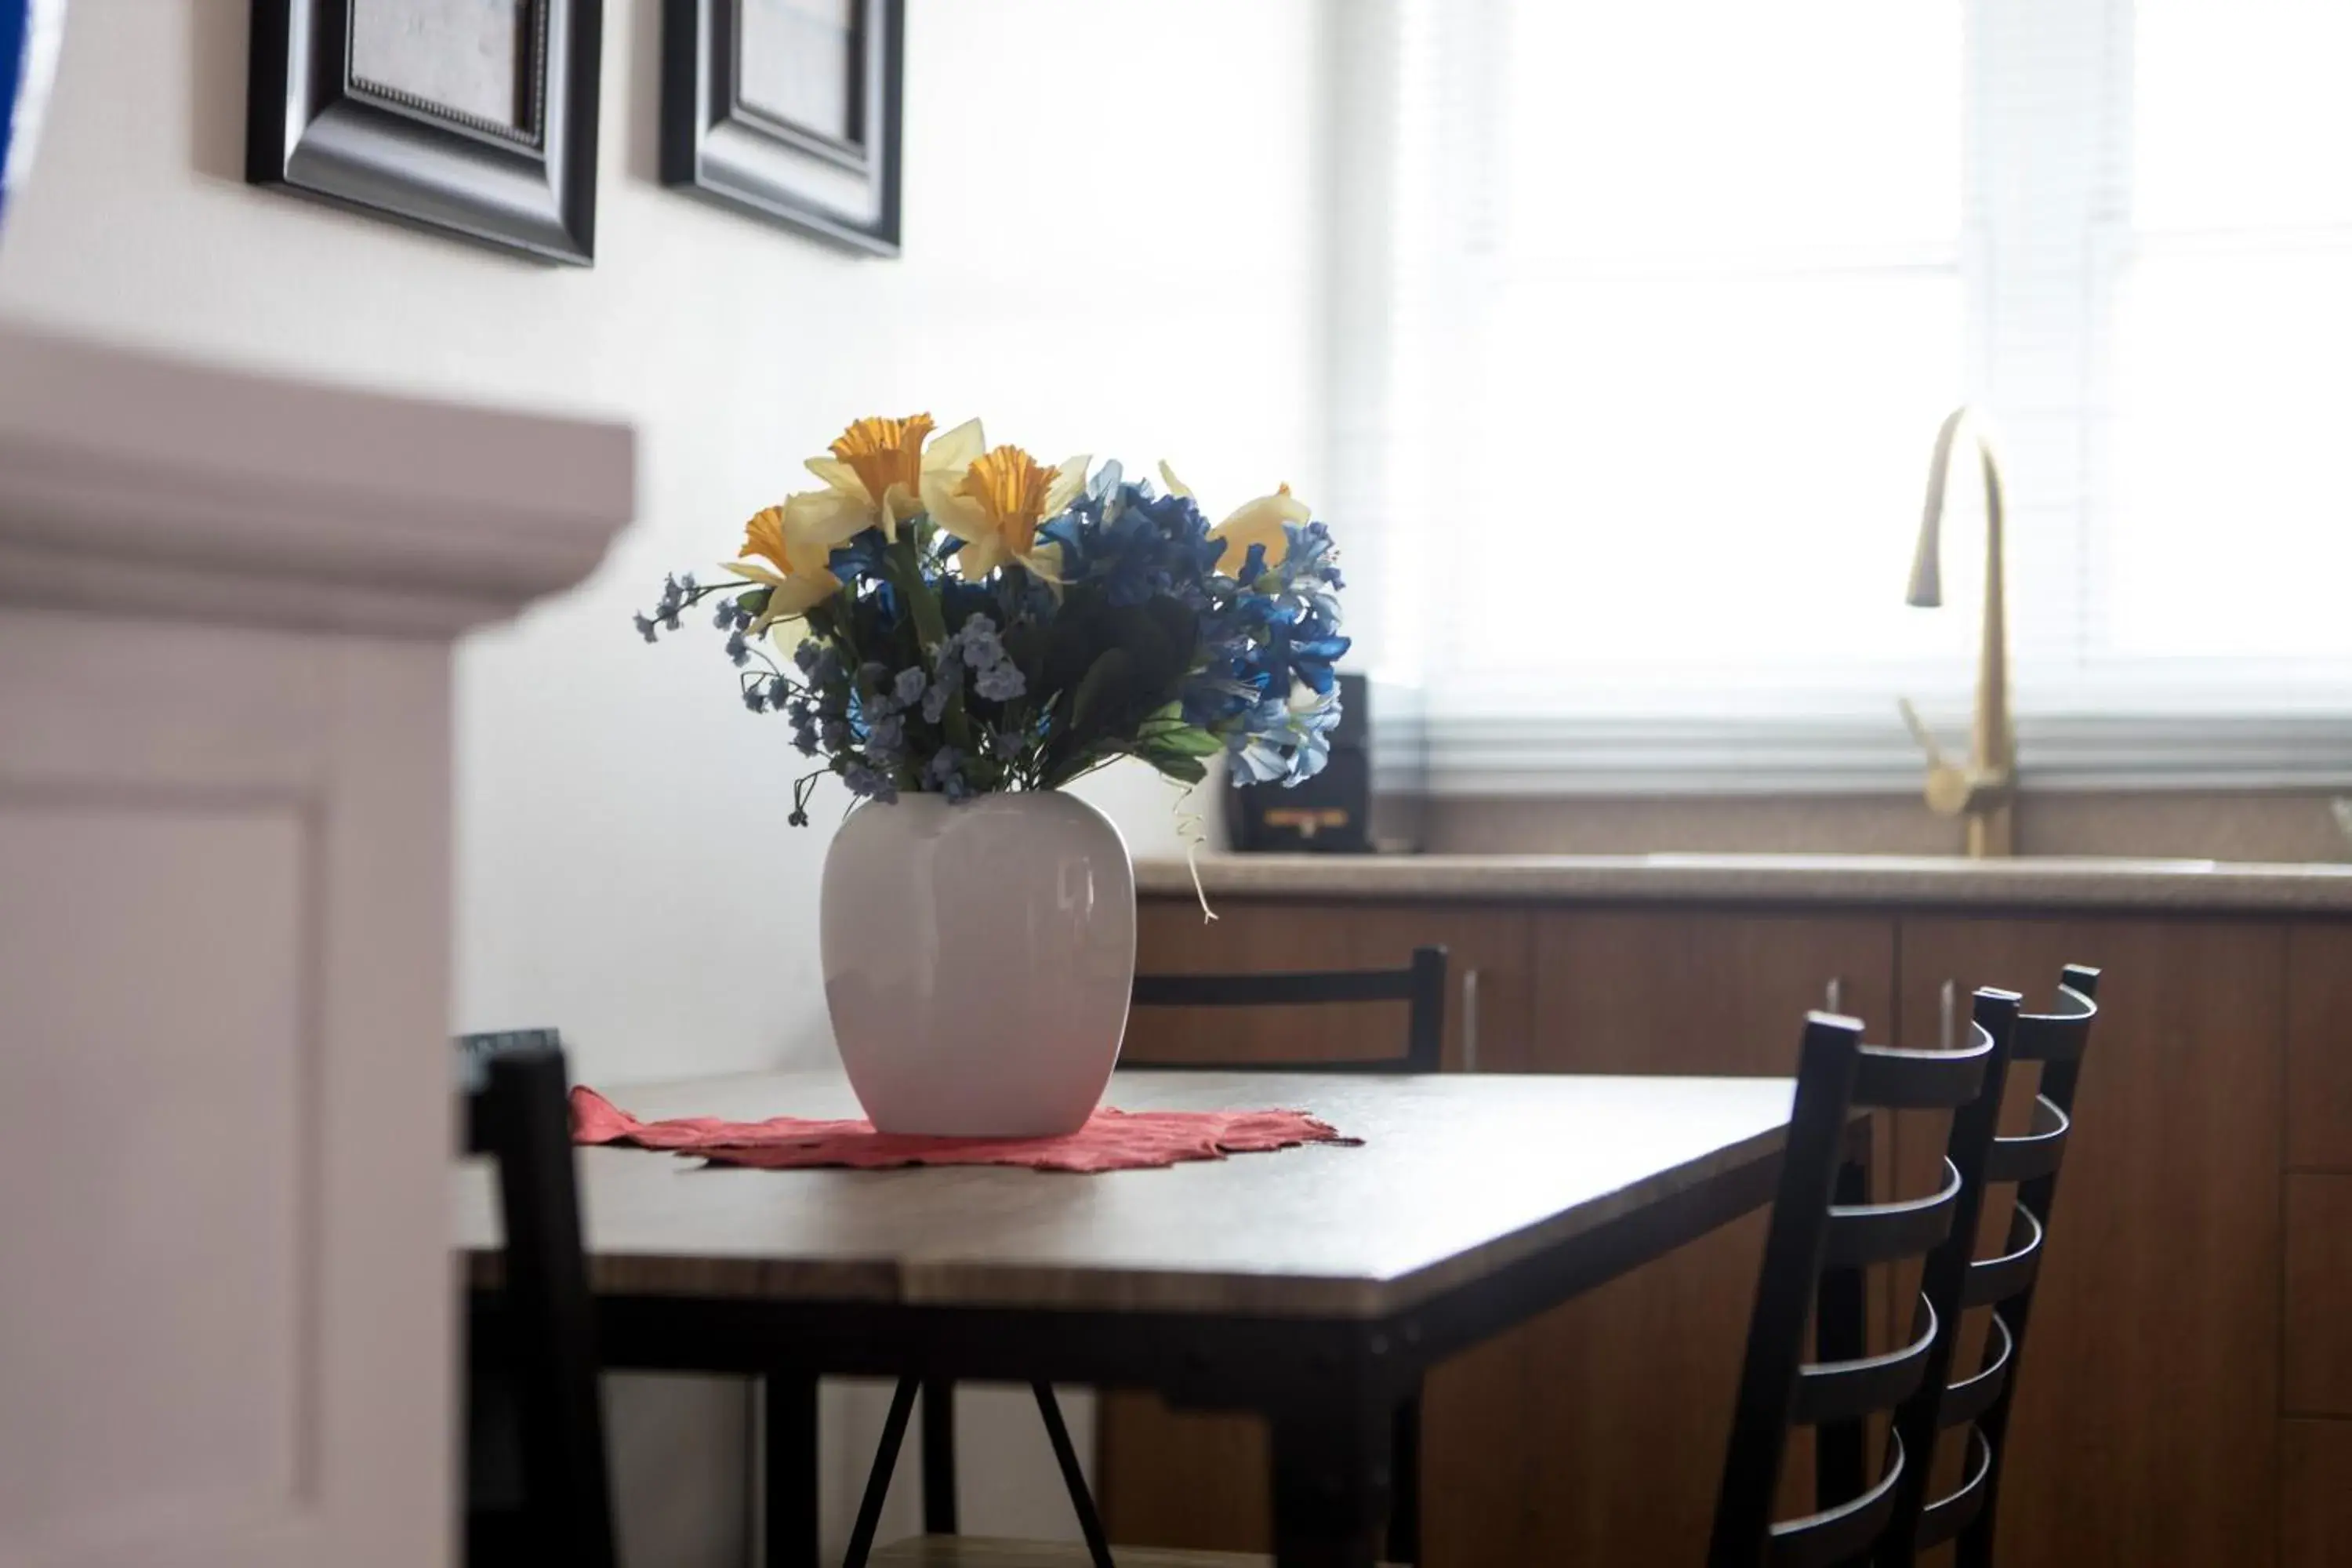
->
975, 661, 1026, 702
891, 666, 928, 707
820, 718, 850, 751
1229, 688, 1344, 786
742, 684, 769, 713
925, 746, 972, 801
843, 762, 898, 804
828, 528, 889, 586
955, 614, 1006, 670
633, 613, 659, 644
793, 641, 823, 676
867, 711, 906, 757
725, 631, 751, 667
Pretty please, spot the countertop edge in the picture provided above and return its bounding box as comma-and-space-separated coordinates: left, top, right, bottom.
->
1134, 853, 2352, 915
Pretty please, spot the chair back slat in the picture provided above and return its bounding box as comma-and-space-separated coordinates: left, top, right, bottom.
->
1850, 1029, 1994, 1109
1788, 1301, 1939, 1426
1980, 1094, 2070, 1184
2009, 967, 2100, 1065
1938, 1313, 2014, 1430
1914, 1428, 1995, 1551
1820, 1157, 1960, 1269
1764, 1431, 1908, 1568
459, 1035, 618, 1568
1960, 1203, 2047, 1309
1129, 945, 1448, 1073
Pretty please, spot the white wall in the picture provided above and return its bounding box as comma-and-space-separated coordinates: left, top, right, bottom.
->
0, 1, 1330, 1559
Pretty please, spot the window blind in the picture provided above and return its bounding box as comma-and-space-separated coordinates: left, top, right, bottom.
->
1352, 0, 2352, 792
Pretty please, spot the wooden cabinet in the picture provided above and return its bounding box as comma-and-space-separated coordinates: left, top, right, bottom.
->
2283, 1418, 2352, 1568
2288, 927, 2352, 1172
1896, 916, 2287, 1568
1098, 898, 1534, 1562
2288, 1176, 2352, 1417
1104, 885, 2347, 1568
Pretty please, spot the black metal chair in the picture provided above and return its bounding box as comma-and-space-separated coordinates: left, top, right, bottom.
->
459, 1030, 619, 1568
1708, 989, 2021, 1568
857, 948, 1448, 1568
1933, 965, 2102, 1567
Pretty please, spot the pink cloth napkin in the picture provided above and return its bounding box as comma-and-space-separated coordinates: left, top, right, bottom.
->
571, 1086, 1356, 1174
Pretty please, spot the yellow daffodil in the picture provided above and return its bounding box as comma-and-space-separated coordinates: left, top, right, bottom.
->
922, 443, 1089, 580
726, 504, 843, 631
1158, 462, 1309, 571
786, 413, 985, 544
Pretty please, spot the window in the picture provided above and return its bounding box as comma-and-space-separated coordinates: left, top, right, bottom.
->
1347, 0, 2352, 791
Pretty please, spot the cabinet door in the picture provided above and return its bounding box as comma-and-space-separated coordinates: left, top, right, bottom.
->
1523, 911, 1897, 1566
2288, 925, 2352, 1172
1098, 899, 1534, 1565
1896, 916, 2285, 1568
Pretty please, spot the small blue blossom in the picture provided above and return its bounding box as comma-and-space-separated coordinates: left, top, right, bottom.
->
793, 641, 822, 675
925, 746, 970, 800
867, 712, 906, 756
892, 666, 928, 707
843, 763, 898, 804
974, 661, 1026, 702
725, 631, 750, 666
742, 684, 770, 714
633, 613, 659, 644
922, 650, 960, 724
820, 718, 850, 750
955, 615, 1006, 671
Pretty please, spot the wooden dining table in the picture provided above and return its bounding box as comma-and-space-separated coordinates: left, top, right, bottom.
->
455, 1067, 1815, 1568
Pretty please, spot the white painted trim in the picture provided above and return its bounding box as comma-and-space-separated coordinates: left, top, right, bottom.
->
0, 326, 635, 637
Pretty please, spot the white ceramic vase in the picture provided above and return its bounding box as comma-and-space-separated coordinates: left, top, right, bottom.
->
820, 789, 1136, 1137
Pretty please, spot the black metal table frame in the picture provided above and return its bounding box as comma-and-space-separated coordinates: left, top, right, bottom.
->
541, 1145, 1787, 1568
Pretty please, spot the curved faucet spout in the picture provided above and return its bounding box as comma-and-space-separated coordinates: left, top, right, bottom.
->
1899, 406, 2016, 858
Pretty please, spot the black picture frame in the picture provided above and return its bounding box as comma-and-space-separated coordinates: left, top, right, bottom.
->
660, 0, 903, 256
247, 0, 602, 265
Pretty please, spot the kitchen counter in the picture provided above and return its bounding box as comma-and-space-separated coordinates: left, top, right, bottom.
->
1134, 851, 2352, 914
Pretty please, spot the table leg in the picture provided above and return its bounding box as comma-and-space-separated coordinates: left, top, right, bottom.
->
1271, 1402, 1392, 1568
762, 1374, 819, 1568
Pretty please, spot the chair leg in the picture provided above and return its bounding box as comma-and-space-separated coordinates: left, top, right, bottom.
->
762, 1374, 820, 1568
921, 1378, 958, 1536
844, 1377, 920, 1568
1032, 1382, 1115, 1568
1383, 1388, 1423, 1566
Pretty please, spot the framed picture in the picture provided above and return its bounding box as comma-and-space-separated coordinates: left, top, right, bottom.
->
247, 0, 602, 265
661, 0, 903, 256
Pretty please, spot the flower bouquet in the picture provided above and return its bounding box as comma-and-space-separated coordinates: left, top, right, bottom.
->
634, 414, 1348, 1134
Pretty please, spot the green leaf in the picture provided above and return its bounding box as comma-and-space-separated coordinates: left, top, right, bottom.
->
1070, 648, 1137, 733
883, 539, 949, 653
1144, 750, 1208, 785
1148, 724, 1222, 757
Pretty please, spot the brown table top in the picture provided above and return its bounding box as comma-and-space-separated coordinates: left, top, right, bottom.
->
454, 1069, 1800, 1319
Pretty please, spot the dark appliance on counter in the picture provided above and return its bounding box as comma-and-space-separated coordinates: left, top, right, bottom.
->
1229, 673, 1372, 853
